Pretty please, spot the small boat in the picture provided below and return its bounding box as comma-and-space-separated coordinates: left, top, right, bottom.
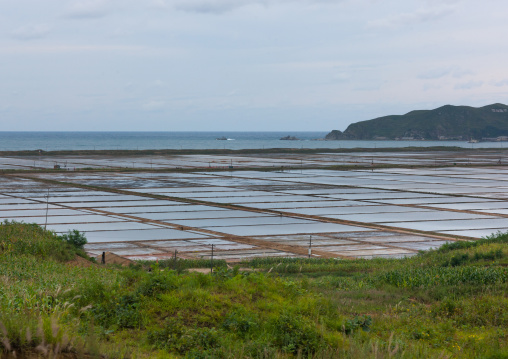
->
216, 136, 228, 140
468, 139, 479, 143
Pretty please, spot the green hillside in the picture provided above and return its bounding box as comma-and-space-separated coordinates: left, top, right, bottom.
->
1, 221, 507, 358
326, 103, 508, 140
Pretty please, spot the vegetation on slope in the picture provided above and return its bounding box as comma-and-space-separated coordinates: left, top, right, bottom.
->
0, 222, 507, 358
326, 103, 508, 140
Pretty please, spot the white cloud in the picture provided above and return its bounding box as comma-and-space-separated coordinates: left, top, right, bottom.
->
454, 80, 483, 90
422, 83, 442, 91
142, 100, 165, 111
451, 68, 474, 78
418, 66, 473, 80
418, 67, 452, 79
174, 0, 264, 14
0, 45, 144, 55
10, 24, 51, 40
64, 0, 111, 19
173, 0, 343, 14
491, 79, 508, 87
151, 0, 169, 9
368, 5, 455, 29
332, 72, 350, 82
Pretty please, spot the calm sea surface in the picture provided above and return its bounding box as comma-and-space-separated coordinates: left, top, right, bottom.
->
0, 132, 503, 151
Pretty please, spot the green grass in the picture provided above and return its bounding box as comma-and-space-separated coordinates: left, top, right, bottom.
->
0, 222, 507, 358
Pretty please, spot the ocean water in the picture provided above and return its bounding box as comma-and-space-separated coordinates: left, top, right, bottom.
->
0, 132, 502, 151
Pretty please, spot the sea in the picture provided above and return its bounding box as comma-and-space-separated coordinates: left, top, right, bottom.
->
0, 132, 503, 151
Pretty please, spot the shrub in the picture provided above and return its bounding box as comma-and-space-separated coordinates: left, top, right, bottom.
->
147, 318, 220, 354
270, 312, 323, 355
91, 293, 142, 329
0, 221, 75, 261
58, 230, 87, 250
136, 271, 179, 297
344, 315, 373, 335
222, 309, 257, 338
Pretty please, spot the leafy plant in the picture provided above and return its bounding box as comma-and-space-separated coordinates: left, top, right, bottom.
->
344, 315, 373, 334
58, 230, 87, 250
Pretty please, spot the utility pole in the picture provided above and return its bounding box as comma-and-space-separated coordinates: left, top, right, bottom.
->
44, 189, 50, 230
210, 244, 214, 274
308, 235, 312, 258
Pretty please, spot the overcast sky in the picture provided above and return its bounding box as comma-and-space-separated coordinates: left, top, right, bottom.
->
0, 0, 507, 131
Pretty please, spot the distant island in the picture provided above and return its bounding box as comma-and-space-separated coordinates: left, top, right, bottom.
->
280, 135, 300, 140
325, 103, 508, 141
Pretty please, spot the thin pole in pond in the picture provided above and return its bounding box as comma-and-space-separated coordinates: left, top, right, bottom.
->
210, 244, 214, 274
44, 188, 50, 230
308, 235, 312, 258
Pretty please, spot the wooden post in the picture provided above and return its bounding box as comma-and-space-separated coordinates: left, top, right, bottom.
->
210, 244, 214, 274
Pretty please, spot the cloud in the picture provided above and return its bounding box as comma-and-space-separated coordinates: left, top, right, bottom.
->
142, 100, 165, 111
0, 45, 144, 55
151, 0, 169, 9
353, 82, 385, 91
173, 0, 342, 14
64, 0, 111, 19
332, 72, 350, 82
174, 0, 263, 14
454, 80, 483, 90
451, 68, 474, 78
418, 67, 452, 80
10, 24, 51, 40
491, 79, 508, 87
418, 66, 473, 80
150, 80, 166, 88
368, 6, 455, 29
423, 83, 442, 91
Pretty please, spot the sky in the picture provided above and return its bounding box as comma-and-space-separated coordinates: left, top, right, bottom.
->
0, 0, 507, 131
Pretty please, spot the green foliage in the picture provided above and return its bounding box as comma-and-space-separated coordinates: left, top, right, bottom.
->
332, 103, 508, 140
378, 266, 507, 288
58, 229, 87, 250
270, 312, 324, 355
92, 293, 142, 329
444, 249, 504, 267
0, 220, 76, 261
344, 315, 373, 334
438, 232, 508, 253
135, 271, 179, 297
137, 257, 228, 272
222, 309, 257, 337
2, 222, 508, 358
147, 318, 221, 354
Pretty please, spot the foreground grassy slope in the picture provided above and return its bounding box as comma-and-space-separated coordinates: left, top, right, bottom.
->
0, 222, 507, 358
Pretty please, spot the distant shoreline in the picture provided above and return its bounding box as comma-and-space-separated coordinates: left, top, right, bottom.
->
0, 131, 504, 152
0, 146, 494, 157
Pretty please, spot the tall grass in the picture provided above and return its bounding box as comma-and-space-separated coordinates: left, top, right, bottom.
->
1, 222, 507, 358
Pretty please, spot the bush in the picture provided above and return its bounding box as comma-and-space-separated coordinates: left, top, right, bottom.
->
147, 318, 221, 354
58, 230, 87, 250
344, 315, 373, 334
91, 293, 142, 329
270, 312, 324, 355
222, 309, 257, 338
136, 271, 179, 297
0, 221, 75, 261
